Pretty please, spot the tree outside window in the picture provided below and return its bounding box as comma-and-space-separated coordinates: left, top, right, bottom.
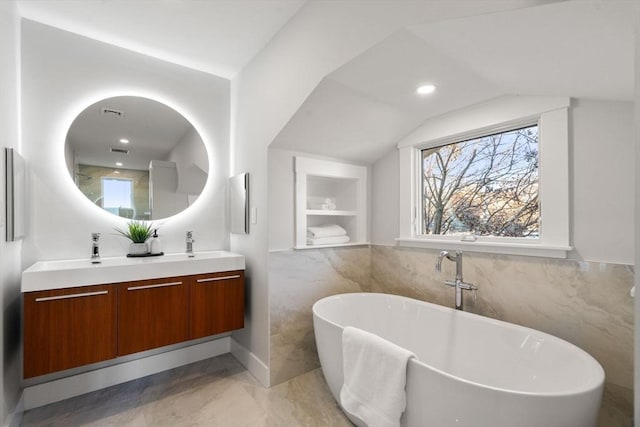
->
422, 125, 539, 238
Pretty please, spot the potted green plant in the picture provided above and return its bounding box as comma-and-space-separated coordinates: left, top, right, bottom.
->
114, 220, 154, 255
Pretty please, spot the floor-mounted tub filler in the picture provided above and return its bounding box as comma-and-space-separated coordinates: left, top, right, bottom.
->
313, 293, 604, 427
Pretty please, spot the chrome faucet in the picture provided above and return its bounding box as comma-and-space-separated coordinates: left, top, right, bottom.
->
436, 250, 477, 310
91, 233, 101, 264
186, 231, 195, 257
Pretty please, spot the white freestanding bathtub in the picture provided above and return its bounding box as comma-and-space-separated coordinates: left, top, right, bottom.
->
312, 293, 604, 427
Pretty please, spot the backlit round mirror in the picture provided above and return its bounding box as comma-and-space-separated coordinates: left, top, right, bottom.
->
65, 96, 208, 220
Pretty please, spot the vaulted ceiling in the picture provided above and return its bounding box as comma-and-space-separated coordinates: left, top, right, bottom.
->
271, 0, 636, 163
17, 0, 306, 79
17, 0, 637, 165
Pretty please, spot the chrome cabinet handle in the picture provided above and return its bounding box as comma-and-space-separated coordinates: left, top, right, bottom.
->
196, 274, 241, 283
127, 281, 182, 291
35, 290, 108, 302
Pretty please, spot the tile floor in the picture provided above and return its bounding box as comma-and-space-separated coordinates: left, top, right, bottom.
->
21, 354, 352, 426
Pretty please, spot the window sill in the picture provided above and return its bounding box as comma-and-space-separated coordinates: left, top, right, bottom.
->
395, 238, 571, 259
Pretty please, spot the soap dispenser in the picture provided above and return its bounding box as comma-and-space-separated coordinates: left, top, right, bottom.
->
150, 229, 162, 255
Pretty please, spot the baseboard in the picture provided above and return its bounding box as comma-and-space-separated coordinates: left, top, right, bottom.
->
23, 337, 231, 410
230, 337, 269, 387
4, 392, 23, 427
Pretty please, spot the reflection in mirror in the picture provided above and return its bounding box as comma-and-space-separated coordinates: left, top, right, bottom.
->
65, 96, 208, 220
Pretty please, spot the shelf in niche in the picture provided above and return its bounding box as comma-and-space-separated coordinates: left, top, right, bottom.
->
295, 156, 368, 249
294, 242, 370, 250
306, 209, 357, 216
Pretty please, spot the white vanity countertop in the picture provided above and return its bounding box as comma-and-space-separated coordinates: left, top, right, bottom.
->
22, 251, 245, 292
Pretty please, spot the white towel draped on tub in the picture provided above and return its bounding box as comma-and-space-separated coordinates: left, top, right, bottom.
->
340, 326, 415, 427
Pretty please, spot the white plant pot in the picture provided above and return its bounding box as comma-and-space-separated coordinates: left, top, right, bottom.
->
129, 242, 148, 255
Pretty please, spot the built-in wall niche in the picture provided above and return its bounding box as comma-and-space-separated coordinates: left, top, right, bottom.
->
294, 156, 367, 249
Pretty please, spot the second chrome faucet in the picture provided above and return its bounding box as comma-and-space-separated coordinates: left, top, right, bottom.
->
436, 250, 477, 311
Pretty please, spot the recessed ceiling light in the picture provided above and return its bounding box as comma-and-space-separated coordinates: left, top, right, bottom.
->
115, 162, 123, 167
416, 84, 436, 95
119, 138, 129, 144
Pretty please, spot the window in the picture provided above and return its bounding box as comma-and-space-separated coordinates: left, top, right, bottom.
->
421, 125, 539, 238
397, 96, 570, 258
102, 177, 133, 216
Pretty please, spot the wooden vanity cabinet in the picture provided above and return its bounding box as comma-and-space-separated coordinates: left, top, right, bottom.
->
24, 270, 244, 378
117, 276, 189, 356
189, 270, 244, 339
23, 284, 117, 378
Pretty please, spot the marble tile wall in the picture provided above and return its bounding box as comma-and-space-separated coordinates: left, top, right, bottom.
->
269, 247, 371, 386
268, 244, 633, 426
370, 245, 633, 427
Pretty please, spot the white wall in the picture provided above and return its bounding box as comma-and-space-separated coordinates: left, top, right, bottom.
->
371, 148, 399, 245
0, 2, 23, 425
20, 20, 230, 268
169, 127, 208, 196
230, 0, 408, 380
571, 99, 634, 264
634, 4, 639, 423
372, 98, 635, 265
268, 147, 371, 251
230, 1, 554, 379
267, 149, 296, 251
149, 160, 182, 220
230, 1, 412, 373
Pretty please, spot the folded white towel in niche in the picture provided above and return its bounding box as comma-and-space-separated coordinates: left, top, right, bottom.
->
306, 224, 347, 238
307, 235, 350, 246
340, 326, 414, 427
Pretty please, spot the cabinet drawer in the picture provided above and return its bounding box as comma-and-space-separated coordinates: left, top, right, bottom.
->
117, 276, 188, 356
23, 285, 117, 378
189, 270, 244, 339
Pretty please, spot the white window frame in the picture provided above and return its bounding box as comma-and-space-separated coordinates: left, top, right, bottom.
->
397, 96, 571, 258
101, 176, 134, 210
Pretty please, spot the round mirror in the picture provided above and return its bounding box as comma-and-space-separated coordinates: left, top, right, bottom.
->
65, 96, 208, 220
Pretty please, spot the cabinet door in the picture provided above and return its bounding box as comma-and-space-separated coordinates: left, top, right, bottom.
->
189, 270, 244, 340
23, 285, 117, 378
117, 276, 188, 356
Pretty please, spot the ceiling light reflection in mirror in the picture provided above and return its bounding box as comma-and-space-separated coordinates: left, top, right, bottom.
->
65, 96, 209, 221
